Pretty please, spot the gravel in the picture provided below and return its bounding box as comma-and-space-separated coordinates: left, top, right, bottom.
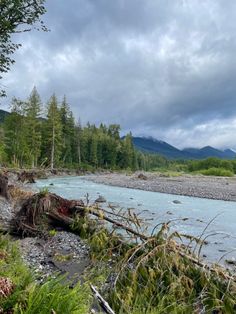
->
18, 231, 90, 282
85, 172, 236, 201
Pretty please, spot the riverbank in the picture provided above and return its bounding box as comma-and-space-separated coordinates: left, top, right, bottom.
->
0, 171, 91, 284
2, 170, 236, 313
85, 172, 236, 201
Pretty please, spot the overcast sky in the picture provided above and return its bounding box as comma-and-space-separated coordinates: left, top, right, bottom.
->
1, 0, 236, 149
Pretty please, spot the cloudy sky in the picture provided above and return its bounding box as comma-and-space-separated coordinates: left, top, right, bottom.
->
1, 0, 236, 149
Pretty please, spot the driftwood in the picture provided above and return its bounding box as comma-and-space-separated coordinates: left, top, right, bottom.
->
75, 205, 149, 241
90, 284, 115, 314
17, 171, 36, 183
0, 173, 9, 199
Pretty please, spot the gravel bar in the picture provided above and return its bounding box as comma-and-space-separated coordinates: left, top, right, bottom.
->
85, 172, 236, 202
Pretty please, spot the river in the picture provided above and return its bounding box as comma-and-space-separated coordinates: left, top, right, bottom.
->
36, 175, 236, 266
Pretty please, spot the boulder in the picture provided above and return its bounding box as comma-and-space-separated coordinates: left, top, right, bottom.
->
137, 173, 148, 180
173, 200, 181, 204
95, 195, 106, 203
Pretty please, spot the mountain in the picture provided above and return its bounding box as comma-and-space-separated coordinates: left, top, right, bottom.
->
132, 137, 191, 159
132, 137, 236, 160
0, 109, 10, 124
183, 146, 236, 159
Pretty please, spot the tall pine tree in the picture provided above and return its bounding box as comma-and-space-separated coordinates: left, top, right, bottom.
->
44, 94, 62, 169
24, 87, 42, 168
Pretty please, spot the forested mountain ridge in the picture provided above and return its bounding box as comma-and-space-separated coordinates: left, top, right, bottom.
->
132, 137, 236, 160
1, 100, 235, 172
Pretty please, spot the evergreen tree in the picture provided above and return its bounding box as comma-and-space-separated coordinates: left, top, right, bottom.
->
118, 133, 135, 169
90, 135, 98, 166
24, 87, 42, 168
60, 96, 76, 165
75, 119, 82, 165
0, 127, 6, 164
3, 98, 28, 167
44, 94, 62, 169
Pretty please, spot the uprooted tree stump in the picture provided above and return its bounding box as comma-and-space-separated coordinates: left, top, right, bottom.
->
12, 192, 85, 236
0, 173, 9, 199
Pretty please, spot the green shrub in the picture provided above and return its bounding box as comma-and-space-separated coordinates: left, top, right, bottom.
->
188, 158, 234, 173
200, 167, 234, 177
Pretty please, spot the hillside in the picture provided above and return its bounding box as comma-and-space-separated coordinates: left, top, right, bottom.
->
0, 109, 10, 123
132, 137, 236, 160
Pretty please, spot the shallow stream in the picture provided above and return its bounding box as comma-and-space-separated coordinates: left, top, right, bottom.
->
36, 176, 236, 266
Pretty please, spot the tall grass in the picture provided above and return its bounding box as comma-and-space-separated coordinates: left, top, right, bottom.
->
82, 222, 236, 314
15, 277, 90, 314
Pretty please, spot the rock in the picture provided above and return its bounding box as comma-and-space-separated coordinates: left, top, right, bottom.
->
225, 258, 236, 266
95, 195, 106, 203
173, 200, 182, 204
137, 173, 148, 180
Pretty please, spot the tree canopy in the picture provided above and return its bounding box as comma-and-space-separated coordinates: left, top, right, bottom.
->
0, 0, 47, 96
0, 88, 170, 171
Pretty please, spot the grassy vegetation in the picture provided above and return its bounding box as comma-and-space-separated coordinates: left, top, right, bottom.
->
199, 167, 234, 177
151, 157, 236, 177
2, 176, 236, 313
187, 157, 236, 175
2, 206, 236, 313
72, 216, 236, 314
0, 235, 91, 313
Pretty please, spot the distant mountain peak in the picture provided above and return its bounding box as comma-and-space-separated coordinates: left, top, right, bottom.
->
132, 136, 236, 160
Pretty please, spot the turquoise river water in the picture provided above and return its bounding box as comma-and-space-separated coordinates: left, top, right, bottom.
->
36, 176, 236, 266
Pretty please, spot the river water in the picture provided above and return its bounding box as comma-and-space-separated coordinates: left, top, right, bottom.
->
36, 176, 236, 266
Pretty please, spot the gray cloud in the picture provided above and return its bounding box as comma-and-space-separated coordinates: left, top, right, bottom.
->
1, 0, 236, 149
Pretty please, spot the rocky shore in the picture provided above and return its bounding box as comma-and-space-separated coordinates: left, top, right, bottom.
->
0, 171, 91, 282
18, 231, 90, 282
85, 172, 236, 201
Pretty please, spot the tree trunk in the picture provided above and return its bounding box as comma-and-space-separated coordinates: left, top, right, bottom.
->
51, 124, 55, 170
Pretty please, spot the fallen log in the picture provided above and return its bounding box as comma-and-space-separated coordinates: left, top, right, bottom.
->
75, 205, 149, 241
90, 284, 115, 314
